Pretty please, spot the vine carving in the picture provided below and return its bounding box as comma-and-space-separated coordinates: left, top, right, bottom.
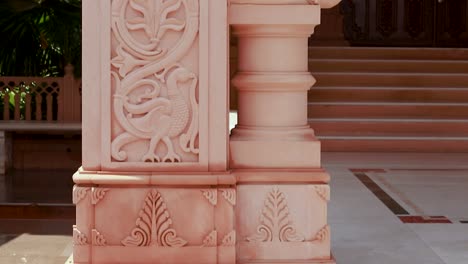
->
110, 0, 200, 163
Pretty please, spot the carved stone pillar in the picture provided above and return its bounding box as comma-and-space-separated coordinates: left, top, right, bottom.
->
229, 1, 338, 263
76, 1, 232, 263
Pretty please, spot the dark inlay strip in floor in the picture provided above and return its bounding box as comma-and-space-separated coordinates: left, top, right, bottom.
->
461, 221, 468, 224
399, 216, 452, 224
353, 172, 409, 215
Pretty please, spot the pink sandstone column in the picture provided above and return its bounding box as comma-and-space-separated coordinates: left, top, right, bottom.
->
229, 1, 339, 263
75, 1, 232, 263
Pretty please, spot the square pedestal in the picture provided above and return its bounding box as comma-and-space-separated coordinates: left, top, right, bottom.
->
236, 184, 332, 263
73, 186, 235, 264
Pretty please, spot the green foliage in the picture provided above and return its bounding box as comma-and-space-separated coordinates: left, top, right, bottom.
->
0, 0, 81, 77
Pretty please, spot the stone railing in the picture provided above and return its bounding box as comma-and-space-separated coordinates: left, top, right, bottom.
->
0, 65, 81, 123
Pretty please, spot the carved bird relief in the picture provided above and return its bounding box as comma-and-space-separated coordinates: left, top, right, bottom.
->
110, 0, 200, 163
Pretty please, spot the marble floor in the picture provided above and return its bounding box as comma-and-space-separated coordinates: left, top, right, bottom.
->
0, 152, 467, 263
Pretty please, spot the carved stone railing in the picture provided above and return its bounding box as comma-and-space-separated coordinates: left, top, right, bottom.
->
0, 66, 81, 123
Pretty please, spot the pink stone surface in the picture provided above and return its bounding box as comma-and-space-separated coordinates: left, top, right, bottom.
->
77, 0, 337, 263
81, 0, 229, 172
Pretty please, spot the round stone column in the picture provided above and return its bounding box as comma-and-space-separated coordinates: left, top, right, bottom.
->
229, 3, 322, 169
230, 1, 340, 263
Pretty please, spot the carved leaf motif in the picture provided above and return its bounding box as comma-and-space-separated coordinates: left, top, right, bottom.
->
92, 229, 107, 246
221, 189, 236, 206
246, 187, 305, 243
73, 187, 89, 205
201, 189, 217, 206
91, 188, 110, 205
73, 225, 88, 245
202, 230, 217, 247
221, 230, 236, 247
121, 189, 188, 247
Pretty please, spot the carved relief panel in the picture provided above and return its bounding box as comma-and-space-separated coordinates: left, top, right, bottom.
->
236, 184, 330, 261
82, 0, 228, 172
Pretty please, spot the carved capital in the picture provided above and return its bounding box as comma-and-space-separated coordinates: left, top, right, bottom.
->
229, 0, 340, 8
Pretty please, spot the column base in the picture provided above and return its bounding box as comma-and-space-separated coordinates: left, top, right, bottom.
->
72, 175, 236, 264
237, 254, 336, 264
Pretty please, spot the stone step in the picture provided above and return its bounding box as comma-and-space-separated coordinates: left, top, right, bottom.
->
309, 59, 468, 73
313, 72, 468, 88
308, 87, 468, 103
0, 203, 75, 219
308, 47, 468, 61
319, 135, 468, 152
309, 118, 468, 137
308, 102, 468, 119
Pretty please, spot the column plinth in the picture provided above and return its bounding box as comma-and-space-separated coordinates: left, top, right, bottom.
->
229, 2, 336, 263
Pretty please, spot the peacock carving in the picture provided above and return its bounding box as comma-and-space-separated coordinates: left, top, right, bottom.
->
110, 0, 200, 163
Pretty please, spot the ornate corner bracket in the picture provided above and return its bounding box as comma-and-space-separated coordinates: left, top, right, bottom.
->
221, 189, 236, 206
201, 189, 218, 206
92, 229, 107, 246
314, 185, 330, 202
221, 230, 236, 246
73, 187, 90, 205
91, 188, 110, 205
73, 225, 88, 246
202, 230, 217, 247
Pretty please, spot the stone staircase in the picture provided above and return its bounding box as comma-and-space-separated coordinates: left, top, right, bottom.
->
308, 47, 468, 152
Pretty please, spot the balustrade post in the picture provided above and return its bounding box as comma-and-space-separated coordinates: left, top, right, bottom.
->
229, 0, 339, 263
62, 64, 75, 122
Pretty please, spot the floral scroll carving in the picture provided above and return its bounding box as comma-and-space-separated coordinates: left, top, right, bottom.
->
221, 230, 236, 246
202, 230, 217, 247
221, 189, 236, 206
110, 0, 200, 163
91, 188, 110, 205
92, 229, 107, 246
314, 225, 330, 243
73, 187, 89, 205
73, 225, 88, 246
201, 189, 217, 206
314, 185, 330, 202
246, 187, 305, 243
122, 189, 187, 247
